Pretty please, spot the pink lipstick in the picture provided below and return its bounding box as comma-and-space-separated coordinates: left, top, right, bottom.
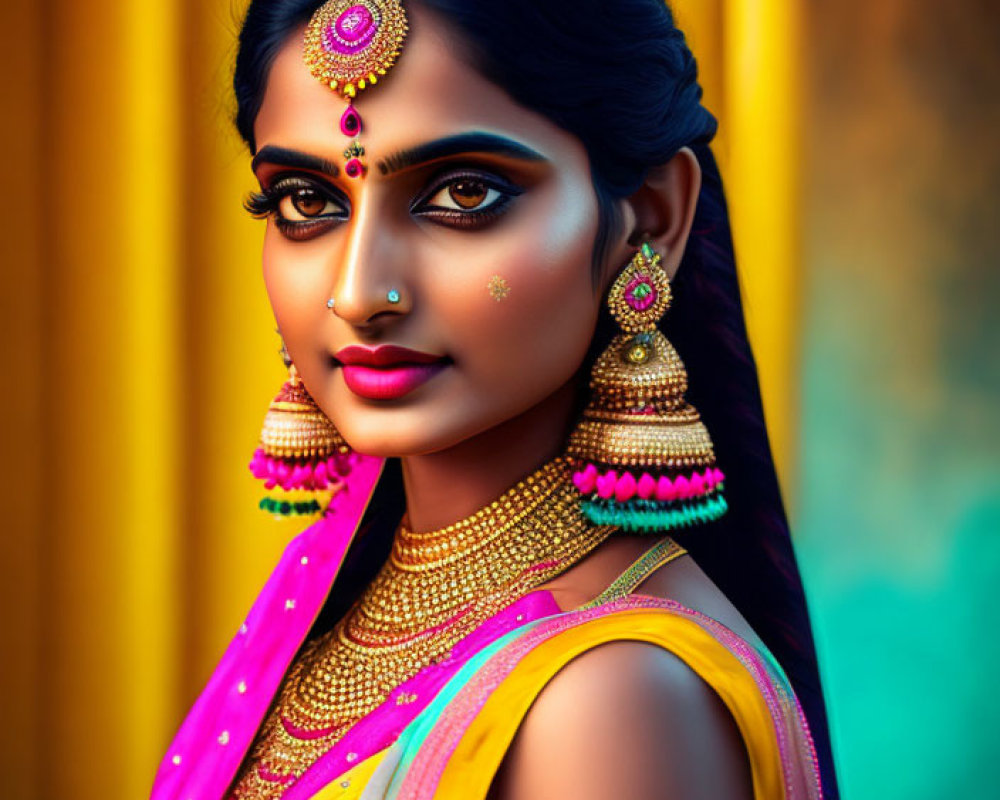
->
334, 344, 449, 401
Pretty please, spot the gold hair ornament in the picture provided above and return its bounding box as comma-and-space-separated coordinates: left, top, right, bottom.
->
303, 0, 409, 178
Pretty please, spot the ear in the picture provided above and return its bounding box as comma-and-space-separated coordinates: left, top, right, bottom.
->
624, 147, 702, 281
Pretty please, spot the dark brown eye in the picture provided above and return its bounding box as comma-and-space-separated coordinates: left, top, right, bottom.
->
276, 186, 342, 222
448, 180, 488, 210
416, 172, 519, 228
291, 189, 328, 217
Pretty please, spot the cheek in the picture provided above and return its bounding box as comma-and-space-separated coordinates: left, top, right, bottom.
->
430, 186, 601, 396
262, 230, 331, 345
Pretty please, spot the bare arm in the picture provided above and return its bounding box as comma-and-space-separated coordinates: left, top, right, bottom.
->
491, 640, 755, 800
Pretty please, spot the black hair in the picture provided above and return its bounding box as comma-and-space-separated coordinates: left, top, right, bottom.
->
234, 1, 838, 795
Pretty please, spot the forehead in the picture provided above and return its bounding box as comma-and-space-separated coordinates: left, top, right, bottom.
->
253, 5, 580, 164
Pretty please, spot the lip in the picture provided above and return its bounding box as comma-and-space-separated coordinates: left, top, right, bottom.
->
334, 344, 450, 400
335, 344, 446, 367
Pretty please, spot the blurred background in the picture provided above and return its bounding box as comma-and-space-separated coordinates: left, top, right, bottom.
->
1, 0, 997, 797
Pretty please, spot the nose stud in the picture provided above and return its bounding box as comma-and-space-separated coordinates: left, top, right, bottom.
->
325, 291, 402, 313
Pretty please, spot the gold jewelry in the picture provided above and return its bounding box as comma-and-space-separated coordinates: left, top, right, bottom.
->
566, 242, 728, 532
231, 457, 618, 796
488, 274, 510, 301
248, 362, 353, 517
303, 0, 409, 178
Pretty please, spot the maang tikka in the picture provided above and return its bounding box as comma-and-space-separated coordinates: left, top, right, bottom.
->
566, 243, 728, 532
303, 0, 409, 178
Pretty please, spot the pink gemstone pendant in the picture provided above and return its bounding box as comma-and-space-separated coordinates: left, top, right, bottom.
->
343, 139, 366, 179
340, 106, 362, 137
344, 158, 365, 178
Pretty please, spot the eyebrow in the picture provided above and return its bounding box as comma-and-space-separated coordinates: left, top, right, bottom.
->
252, 145, 340, 178
376, 132, 547, 176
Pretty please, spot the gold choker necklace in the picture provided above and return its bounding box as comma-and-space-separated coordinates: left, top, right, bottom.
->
231, 457, 618, 798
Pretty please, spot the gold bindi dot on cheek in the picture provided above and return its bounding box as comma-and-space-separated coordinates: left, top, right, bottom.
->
488, 275, 510, 302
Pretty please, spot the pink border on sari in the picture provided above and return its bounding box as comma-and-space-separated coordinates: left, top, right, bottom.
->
283, 591, 560, 799
393, 595, 824, 800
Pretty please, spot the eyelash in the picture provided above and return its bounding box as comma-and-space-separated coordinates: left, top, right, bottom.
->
244, 169, 523, 239
244, 176, 348, 241
411, 169, 523, 230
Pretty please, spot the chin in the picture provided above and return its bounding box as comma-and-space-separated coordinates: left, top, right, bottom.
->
315, 363, 574, 459
326, 401, 501, 459
316, 367, 533, 458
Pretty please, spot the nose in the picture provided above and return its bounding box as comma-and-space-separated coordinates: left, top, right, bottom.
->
329, 193, 410, 327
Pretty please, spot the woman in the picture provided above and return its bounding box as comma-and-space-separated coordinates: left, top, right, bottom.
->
153, 0, 837, 797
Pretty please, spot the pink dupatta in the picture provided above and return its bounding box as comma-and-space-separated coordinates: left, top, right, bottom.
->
151, 457, 562, 800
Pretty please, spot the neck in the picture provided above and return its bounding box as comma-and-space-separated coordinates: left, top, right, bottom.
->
399, 380, 579, 532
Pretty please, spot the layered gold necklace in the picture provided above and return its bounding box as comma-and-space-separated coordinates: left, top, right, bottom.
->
230, 457, 618, 798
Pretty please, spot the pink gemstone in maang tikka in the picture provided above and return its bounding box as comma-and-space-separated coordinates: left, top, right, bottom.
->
340, 105, 362, 137
323, 5, 379, 55
344, 158, 365, 178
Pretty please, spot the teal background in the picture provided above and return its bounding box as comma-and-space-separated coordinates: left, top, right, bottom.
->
796, 1, 1000, 796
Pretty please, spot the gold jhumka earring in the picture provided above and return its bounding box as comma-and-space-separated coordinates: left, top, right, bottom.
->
249, 0, 410, 516
248, 345, 353, 517
567, 242, 728, 532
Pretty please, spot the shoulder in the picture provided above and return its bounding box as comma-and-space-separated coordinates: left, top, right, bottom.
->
491, 637, 754, 800
635, 549, 765, 651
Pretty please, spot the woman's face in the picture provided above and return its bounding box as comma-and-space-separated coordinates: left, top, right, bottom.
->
252, 6, 625, 457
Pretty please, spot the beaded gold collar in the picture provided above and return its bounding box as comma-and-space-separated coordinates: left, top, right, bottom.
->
231, 456, 618, 797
